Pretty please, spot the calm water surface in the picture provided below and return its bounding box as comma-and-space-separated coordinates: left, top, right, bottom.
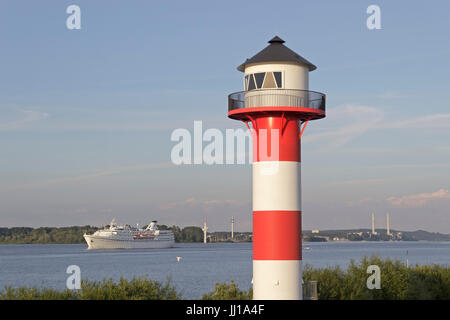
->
0, 241, 449, 299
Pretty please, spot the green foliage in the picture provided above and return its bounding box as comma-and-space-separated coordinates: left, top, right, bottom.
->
170, 225, 182, 242
347, 233, 364, 241
303, 255, 450, 300
304, 236, 327, 242
167, 225, 203, 243
201, 257, 449, 300
0, 277, 181, 300
77, 277, 181, 300
201, 280, 252, 300
180, 226, 203, 242
0, 226, 98, 244
0, 286, 76, 300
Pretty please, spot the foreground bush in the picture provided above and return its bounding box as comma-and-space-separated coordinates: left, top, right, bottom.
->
202, 280, 252, 300
0, 276, 181, 300
303, 255, 450, 300
202, 256, 449, 300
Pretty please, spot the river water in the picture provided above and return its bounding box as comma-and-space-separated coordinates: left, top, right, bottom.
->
0, 241, 449, 299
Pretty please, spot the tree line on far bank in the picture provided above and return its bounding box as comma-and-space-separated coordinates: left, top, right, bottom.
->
0, 226, 98, 244
0, 225, 207, 244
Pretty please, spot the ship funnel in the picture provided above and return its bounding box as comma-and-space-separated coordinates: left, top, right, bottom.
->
110, 218, 117, 229
147, 221, 157, 230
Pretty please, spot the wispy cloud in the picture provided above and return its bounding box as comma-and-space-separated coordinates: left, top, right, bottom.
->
345, 197, 376, 207
0, 162, 173, 191
378, 91, 409, 99
387, 189, 450, 208
381, 114, 450, 129
0, 109, 49, 131
159, 198, 248, 211
303, 103, 450, 149
327, 177, 393, 186
366, 163, 450, 169
303, 104, 385, 148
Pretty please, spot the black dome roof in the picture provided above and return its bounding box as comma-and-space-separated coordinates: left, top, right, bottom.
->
237, 36, 316, 72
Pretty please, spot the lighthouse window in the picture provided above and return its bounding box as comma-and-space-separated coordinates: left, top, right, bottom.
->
248, 74, 256, 91
246, 72, 283, 91
274, 72, 282, 88
254, 73, 265, 89
262, 72, 277, 89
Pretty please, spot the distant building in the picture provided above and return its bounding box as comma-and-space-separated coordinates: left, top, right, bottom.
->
312, 229, 319, 234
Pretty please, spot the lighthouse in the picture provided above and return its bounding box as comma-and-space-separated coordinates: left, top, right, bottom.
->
227, 36, 326, 300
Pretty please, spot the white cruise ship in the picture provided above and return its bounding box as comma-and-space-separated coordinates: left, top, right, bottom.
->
83, 219, 175, 250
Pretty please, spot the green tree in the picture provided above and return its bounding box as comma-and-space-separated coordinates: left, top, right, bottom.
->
181, 226, 203, 242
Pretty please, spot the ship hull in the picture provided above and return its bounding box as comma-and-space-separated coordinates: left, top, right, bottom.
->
84, 235, 175, 250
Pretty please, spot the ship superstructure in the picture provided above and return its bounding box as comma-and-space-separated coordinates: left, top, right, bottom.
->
84, 219, 175, 250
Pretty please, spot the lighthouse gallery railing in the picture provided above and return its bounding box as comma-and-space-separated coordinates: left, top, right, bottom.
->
228, 89, 326, 112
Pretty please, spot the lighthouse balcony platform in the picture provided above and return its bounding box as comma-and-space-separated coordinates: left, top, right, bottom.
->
228, 89, 326, 121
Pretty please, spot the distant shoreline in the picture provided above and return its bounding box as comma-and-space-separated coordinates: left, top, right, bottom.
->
1, 225, 449, 244
1, 240, 450, 246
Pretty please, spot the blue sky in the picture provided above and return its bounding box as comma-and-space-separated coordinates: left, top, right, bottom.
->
1, 0, 449, 232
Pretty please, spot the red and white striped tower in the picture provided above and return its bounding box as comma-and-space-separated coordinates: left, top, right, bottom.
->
228, 36, 326, 300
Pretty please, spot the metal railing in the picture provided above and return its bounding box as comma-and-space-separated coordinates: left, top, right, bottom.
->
228, 89, 326, 112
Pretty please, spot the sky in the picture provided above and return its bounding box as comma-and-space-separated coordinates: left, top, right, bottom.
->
0, 0, 449, 232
